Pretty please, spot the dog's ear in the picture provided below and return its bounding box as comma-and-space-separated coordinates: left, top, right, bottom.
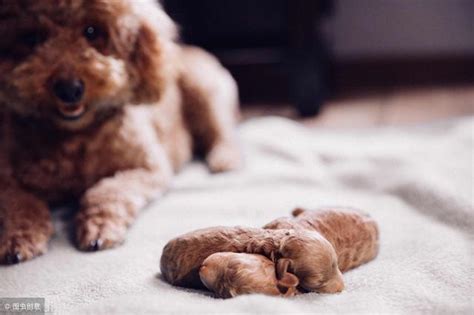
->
278, 272, 299, 288
128, 1, 178, 104
292, 208, 306, 217
276, 258, 299, 295
276, 259, 292, 280
129, 22, 167, 104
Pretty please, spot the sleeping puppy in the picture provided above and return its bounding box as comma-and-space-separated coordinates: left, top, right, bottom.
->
0, 0, 240, 264
161, 226, 344, 294
200, 252, 301, 298
264, 208, 379, 273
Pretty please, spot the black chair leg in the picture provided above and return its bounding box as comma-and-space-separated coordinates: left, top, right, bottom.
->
288, 0, 331, 117
291, 55, 326, 117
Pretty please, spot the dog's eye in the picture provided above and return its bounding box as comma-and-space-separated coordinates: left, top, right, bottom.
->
83, 25, 105, 42
83, 24, 110, 54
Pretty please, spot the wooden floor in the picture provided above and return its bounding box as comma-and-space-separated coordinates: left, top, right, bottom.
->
242, 85, 474, 128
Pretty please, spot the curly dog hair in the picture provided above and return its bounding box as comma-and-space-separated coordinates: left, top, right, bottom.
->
0, 0, 240, 264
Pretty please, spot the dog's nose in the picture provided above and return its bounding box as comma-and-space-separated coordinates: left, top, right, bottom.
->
52, 79, 85, 103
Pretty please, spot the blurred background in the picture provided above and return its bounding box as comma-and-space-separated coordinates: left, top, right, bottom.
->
163, 0, 474, 127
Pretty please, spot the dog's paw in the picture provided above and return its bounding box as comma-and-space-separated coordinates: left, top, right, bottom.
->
0, 231, 49, 265
75, 210, 127, 251
206, 143, 242, 173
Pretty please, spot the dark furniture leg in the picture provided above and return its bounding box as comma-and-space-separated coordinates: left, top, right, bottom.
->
288, 0, 331, 117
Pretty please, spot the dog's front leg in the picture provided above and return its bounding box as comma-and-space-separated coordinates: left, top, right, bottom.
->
0, 185, 53, 264
180, 46, 242, 173
75, 167, 171, 251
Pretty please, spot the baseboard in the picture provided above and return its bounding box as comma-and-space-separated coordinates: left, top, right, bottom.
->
333, 55, 474, 93
226, 55, 474, 102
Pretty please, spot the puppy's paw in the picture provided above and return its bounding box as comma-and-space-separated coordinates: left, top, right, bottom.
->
0, 231, 50, 265
206, 142, 242, 173
75, 210, 127, 252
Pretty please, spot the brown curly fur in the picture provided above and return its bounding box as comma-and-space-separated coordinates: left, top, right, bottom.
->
264, 207, 380, 273
0, 0, 240, 264
165, 208, 378, 298
160, 226, 342, 294
200, 253, 300, 298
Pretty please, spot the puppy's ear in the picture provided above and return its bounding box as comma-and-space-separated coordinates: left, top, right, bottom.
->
130, 22, 172, 104
278, 272, 299, 288
276, 258, 299, 295
276, 258, 291, 279
292, 208, 306, 217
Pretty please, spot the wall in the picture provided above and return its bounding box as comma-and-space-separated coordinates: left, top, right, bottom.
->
326, 0, 474, 58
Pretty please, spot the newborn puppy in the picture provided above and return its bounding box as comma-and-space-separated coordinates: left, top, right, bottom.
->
200, 253, 300, 298
264, 207, 379, 272
199, 208, 377, 298
160, 226, 344, 293
0, 0, 240, 264
162, 208, 377, 298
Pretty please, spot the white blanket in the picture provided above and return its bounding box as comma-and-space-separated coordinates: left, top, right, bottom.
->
1, 117, 473, 314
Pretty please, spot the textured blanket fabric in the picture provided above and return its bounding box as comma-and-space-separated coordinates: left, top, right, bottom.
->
1, 117, 473, 314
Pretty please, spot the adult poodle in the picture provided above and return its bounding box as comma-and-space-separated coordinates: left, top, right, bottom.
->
0, 0, 240, 264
